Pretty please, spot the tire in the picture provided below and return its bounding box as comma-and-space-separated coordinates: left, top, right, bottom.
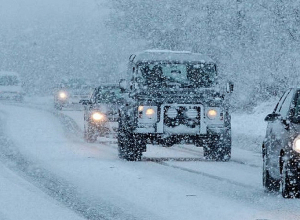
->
262, 155, 280, 192
84, 123, 97, 143
118, 122, 143, 161
281, 161, 299, 198
204, 133, 231, 162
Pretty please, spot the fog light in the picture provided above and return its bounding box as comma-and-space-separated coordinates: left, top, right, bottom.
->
186, 108, 198, 119
166, 107, 178, 118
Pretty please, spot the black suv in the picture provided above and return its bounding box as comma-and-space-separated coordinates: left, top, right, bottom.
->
263, 88, 300, 198
118, 50, 233, 161
80, 85, 123, 142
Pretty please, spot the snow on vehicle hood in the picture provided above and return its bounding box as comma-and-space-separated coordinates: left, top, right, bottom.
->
93, 103, 120, 114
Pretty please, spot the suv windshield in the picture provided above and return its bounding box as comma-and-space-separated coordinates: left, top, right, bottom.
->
95, 87, 122, 103
60, 79, 89, 90
137, 62, 217, 88
0, 76, 19, 86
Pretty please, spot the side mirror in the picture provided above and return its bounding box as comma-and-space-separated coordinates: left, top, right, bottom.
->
264, 113, 280, 122
79, 99, 91, 105
226, 81, 234, 93
119, 79, 128, 93
282, 119, 290, 130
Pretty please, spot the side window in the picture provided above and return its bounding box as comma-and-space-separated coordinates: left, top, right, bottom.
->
274, 89, 291, 113
291, 90, 300, 117
278, 89, 294, 118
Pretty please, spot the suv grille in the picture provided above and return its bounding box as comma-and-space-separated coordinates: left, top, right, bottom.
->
163, 105, 201, 128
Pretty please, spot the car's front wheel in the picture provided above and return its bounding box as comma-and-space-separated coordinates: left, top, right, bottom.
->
281, 160, 299, 198
262, 154, 280, 192
84, 123, 97, 143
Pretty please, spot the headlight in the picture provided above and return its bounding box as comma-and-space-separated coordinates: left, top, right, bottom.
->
58, 91, 67, 99
146, 108, 155, 117
91, 112, 104, 121
207, 109, 218, 119
293, 136, 300, 153
166, 107, 178, 118
137, 106, 157, 121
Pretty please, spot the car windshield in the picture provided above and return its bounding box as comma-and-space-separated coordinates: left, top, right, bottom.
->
0, 76, 19, 86
292, 90, 300, 122
60, 79, 89, 90
137, 62, 217, 88
95, 87, 122, 103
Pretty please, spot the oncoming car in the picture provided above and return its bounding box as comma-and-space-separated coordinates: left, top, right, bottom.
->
263, 88, 300, 198
118, 50, 233, 161
80, 85, 123, 142
54, 78, 91, 110
0, 71, 24, 101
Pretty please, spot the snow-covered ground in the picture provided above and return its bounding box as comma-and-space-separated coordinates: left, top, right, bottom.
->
0, 97, 299, 220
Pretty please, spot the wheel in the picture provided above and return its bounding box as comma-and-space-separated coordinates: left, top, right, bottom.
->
84, 123, 97, 143
262, 155, 280, 192
204, 133, 231, 161
281, 160, 299, 198
117, 123, 143, 161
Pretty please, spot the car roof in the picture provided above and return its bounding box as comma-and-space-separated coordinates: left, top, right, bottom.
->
130, 50, 215, 64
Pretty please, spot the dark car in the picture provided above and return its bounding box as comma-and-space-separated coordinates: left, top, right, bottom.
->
118, 50, 233, 161
263, 88, 300, 198
80, 85, 123, 142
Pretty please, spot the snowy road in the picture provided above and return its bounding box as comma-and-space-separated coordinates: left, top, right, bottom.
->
0, 100, 299, 220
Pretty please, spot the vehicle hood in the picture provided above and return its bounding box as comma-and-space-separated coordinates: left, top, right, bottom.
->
133, 88, 224, 105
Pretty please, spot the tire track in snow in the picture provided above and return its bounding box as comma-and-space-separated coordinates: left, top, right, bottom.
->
169, 145, 261, 168
151, 159, 258, 190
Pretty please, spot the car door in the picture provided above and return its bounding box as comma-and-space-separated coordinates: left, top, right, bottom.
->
267, 89, 294, 177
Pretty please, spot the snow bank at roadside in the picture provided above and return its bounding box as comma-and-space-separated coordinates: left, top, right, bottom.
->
232, 98, 278, 152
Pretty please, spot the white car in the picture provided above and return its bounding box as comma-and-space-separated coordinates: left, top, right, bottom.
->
0, 71, 24, 101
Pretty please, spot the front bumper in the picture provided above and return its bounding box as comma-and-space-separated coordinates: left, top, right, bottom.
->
90, 121, 118, 135
134, 127, 229, 145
